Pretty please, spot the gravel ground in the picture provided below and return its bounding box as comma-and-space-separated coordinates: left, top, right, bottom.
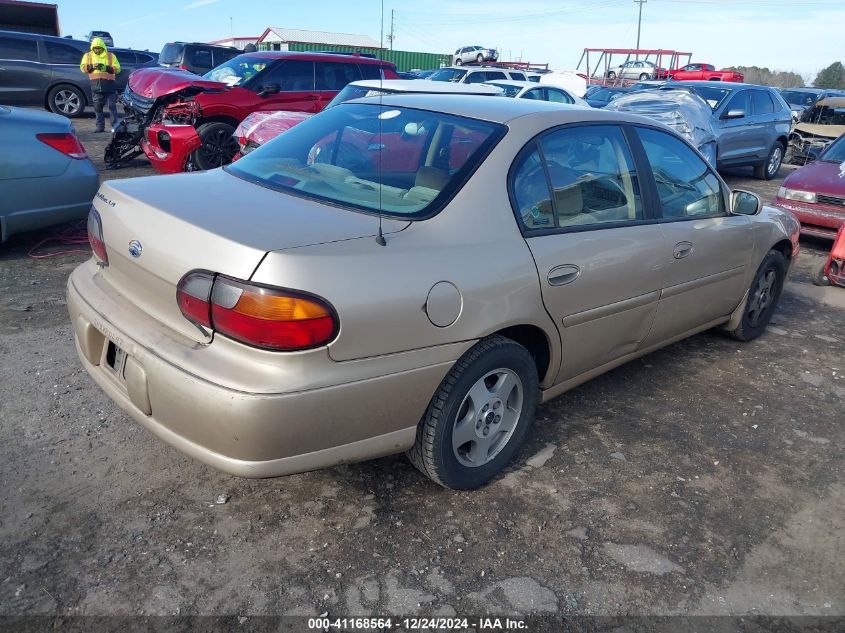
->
0, 112, 843, 623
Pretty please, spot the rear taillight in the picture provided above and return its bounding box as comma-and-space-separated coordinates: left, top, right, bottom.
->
179, 64, 190, 71
87, 207, 108, 265
176, 270, 214, 328
37, 132, 88, 159
177, 271, 338, 351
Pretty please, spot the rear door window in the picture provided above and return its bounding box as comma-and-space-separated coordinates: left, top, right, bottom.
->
190, 47, 213, 70
213, 48, 239, 66
315, 61, 361, 91
512, 125, 643, 230
546, 88, 574, 104
45, 41, 84, 64
0, 36, 39, 61
358, 63, 382, 80
751, 90, 775, 115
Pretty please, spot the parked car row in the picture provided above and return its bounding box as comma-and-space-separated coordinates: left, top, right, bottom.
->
0, 29, 158, 117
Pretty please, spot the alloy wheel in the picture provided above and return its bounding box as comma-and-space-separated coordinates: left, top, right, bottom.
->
452, 368, 523, 468
768, 146, 783, 176
54, 90, 81, 115
201, 128, 238, 167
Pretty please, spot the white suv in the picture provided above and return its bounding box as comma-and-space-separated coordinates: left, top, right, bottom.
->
429, 66, 527, 85
453, 46, 498, 65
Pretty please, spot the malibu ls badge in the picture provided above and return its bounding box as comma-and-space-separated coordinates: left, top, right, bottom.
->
128, 240, 143, 258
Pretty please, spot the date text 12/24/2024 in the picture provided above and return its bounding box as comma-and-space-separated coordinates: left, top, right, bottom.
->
307, 617, 528, 630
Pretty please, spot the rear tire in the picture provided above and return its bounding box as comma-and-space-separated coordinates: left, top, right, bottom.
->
406, 335, 539, 490
812, 264, 831, 287
47, 84, 85, 118
639, 73, 649, 80
726, 250, 787, 341
191, 121, 239, 171
754, 142, 784, 180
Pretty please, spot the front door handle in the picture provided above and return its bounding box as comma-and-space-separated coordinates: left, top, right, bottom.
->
547, 264, 581, 286
673, 241, 694, 259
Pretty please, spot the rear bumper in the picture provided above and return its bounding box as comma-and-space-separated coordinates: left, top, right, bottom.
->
774, 198, 845, 239
140, 124, 201, 174
66, 264, 457, 477
2, 160, 99, 241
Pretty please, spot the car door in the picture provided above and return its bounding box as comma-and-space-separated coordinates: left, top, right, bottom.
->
511, 124, 667, 382
686, 64, 703, 80
250, 60, 319, 112
714, 89, 764, 163
0, 34, 47, 105
43, 39, 92, 102
749, 89, 779, 159
632, 126, 752, 345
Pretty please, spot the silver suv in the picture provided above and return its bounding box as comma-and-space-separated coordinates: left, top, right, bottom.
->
453, 46, 498, 65
429, 66, 525, 84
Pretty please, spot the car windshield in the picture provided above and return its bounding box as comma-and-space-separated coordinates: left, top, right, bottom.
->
780, 91, 818, 107
820, 135, 845, 162
226, 103, 505, 218
800, 104, 845, 125
160, 43, 185, 65
681, 85, 730, 109
204, 55, 269, 85
429, 68, 467, 83
488, 83, 521, 97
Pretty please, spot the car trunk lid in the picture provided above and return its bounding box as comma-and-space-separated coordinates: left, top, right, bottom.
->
93, 169, 409, 343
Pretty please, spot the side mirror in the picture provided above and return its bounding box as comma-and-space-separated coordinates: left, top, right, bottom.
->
722, 109, 746, 120
257, 83, 280, 97
731, 190, 762, 216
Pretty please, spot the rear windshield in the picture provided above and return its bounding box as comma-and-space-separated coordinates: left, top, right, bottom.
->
488, 83, 521, 98
780, 91, 818, 107
429, 68, 467, 83
226, 103, 504, 218
204, 55, 269, 85
160, 43, 185, 65
325, 84, 400, 109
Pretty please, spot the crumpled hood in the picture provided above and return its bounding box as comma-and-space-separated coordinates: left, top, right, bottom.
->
794, 123, 845, 141
127, 67, 228, 99
783, 159, 845, 198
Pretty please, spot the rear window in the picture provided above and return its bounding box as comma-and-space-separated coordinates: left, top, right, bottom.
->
160, 43, 185, 65
324, 84, 400, 108
226, 103, 504, 218
489, 83, 521, 98
45, 41, 83, 64
430, 68, 467, 83
0, 36, 39, 62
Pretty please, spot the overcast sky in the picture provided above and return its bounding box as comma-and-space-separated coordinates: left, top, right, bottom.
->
60, 0, 845, 81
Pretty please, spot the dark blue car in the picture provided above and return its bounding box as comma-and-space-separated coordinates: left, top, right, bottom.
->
584, 86, 630, 108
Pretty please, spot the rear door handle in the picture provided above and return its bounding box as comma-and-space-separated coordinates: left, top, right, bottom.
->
673, 241, 694, 259
547, 265, 581, 286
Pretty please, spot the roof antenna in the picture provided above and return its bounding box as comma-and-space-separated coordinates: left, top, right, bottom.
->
375, 0, 387, 246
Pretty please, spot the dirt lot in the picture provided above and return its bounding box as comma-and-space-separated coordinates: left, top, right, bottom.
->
1, 112, 843, 625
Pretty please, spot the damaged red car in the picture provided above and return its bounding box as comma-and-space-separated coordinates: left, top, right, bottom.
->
105, 52, 398, 173
775, 133, 845, 239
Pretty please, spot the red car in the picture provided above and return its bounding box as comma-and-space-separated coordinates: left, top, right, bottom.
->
774, 133, 845, 239
114, 52, 397, 174
669, 63, 744, 83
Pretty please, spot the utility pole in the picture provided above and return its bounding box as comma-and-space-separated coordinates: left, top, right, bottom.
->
386, 9, 395, 51
634, 0, 646, 53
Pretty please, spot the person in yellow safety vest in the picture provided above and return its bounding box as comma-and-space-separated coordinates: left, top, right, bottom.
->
79, 37, 121, 132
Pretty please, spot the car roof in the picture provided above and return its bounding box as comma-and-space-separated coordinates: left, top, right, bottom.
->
484, 80, 542, 88
242, 51, 390, 64
354, 93, 644, 125
349, 79, 502, 95
667, 80, 763, 90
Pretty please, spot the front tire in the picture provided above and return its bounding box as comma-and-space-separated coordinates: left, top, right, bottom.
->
191, 121, 239, 171
47, 84, 85, 118
726, 250, 787, 341
454, 58, 463, 66
754, 142, 784, 180
476, 54, 484, 63
639, 73, 649, 80
607, 71, 617, 80
407, 335, 539, 490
